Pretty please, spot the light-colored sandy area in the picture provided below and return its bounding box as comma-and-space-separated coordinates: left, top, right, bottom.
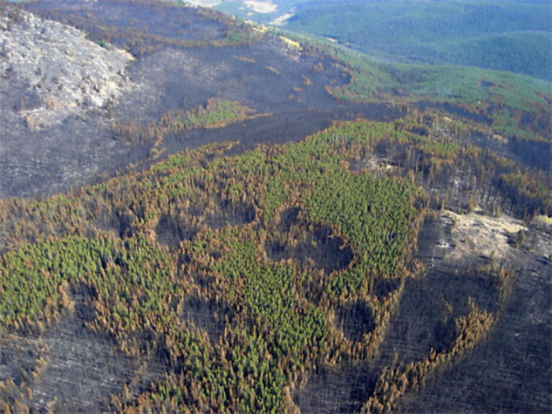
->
443, 209, 526, 261
270, 12, 294, 26
0, 10, 133, 129
185, 0, 224, 7
244, 0, 277, 13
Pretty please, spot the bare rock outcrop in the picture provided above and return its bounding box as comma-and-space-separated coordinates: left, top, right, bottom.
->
0, 8, 133, 130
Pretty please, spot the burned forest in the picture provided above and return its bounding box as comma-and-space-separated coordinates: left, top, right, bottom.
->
0, 0, 550, 412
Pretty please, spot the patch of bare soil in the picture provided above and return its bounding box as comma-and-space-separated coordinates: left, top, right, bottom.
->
443, 208, 527, 262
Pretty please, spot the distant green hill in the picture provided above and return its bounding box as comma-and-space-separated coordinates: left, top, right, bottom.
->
279, 28, 551, 155
284, 0, 552, 80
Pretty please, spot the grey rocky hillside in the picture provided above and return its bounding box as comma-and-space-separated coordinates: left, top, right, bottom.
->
0, 7, 133, 130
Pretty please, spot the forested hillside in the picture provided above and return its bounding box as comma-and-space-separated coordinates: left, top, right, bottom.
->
0, 0, 550, 412
1, 115, 549, 411
283, 0, 552, 80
